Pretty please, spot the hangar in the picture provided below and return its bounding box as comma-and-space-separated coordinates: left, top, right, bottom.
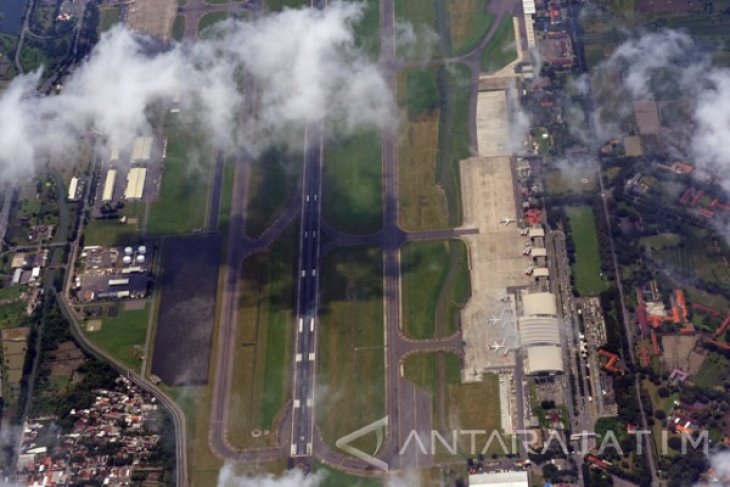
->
525, 346, 564, 374
522, 292, 557, 317
518, 316, 561, 346
518, 290, 564, 375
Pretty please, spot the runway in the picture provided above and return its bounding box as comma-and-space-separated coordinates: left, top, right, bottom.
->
289, 126, 324, 458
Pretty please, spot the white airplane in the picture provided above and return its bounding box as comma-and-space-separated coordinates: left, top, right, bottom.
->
499, 217, 516, 225
520, 228, 529, 236
489, 340, 506, 351
488, 316, 501, 326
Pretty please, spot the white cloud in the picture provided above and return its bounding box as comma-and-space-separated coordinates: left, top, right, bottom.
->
0, 1, 395, 178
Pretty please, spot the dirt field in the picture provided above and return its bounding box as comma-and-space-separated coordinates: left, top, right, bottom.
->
126, 0, 177, 41
661, 335, 703, 375
151, 235, 221, 385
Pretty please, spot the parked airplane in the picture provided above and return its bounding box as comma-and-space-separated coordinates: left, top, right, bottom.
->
499, 217, 516, 224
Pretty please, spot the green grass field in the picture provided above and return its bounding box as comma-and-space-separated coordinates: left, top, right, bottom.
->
245, 145, 301, 238
265, 0, 308, 11
323, 129, 382, 234
479, 16, 516, 73
398, 67, 445, 230
0, 285, 30, 329
84, 202, 144, 246
314, 462, 382, 486
85, 304, 150, 370
435, 63, 472, 227
643, 227, 730, 288
693, 352, 727, 390
351, 0, 380, 58
398, 63, 472, 230
172, 15, 186, 41
198, 12, 229, 36
317, 246, 384, 455
448, 374, 503, 454
99, 6, 121, 32
447, 0, 494, 55
148, 114, 212, 236
405, 68, 439, 117
566, 206, 609, 296
227, 224, 297, 448
395, 0, 437, 33
401, 240, 471, 339
403, 352, 461, 395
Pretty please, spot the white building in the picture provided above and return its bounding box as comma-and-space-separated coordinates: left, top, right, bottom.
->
469, 470, 529, 487
67, 176, 79, 201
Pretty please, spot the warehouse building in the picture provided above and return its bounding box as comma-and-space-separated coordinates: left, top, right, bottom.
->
102, 169, 117, 202
131, 136, 153, 163
124, 167, 147, 200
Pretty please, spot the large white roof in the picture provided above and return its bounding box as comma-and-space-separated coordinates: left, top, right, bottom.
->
469, 470, 529, 486
525, 346, 564, 374
124, 167, 147, 200
131, 136, 153, 162
522, 292, 557, 317
528, 227, 544, 238
518, 316, 561, 346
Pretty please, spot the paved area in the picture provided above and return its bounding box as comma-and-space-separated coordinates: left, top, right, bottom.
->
459, 156, 527, 377
475, 91, 511, 157
126, 0, 177, 42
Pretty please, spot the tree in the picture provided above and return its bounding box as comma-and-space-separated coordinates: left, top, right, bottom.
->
658, 386, 670, 398
654, 409, 666, 421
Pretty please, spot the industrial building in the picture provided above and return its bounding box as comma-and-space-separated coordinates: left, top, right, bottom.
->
124, 167, 147, 200
518, 291, 564, 375
102, 169, 117, 202
75, 245, 152, 302
469, 470, 529, 487
131, 136, 154, 163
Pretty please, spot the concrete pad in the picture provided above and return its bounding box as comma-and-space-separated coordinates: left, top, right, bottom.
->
459, 157, 529, 378
127, 0, 177, 42
476, 92, 511, 157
